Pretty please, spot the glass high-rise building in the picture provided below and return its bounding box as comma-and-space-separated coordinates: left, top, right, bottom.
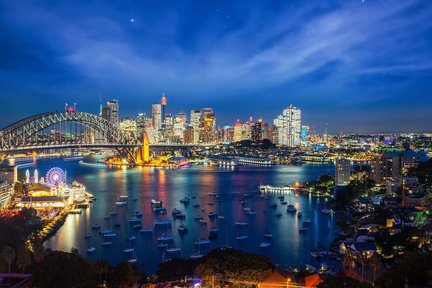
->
273, 104, 302, 147
152, 104, 162, 130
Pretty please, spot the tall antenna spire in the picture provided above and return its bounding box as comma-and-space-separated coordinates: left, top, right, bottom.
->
99, 94, 102, 116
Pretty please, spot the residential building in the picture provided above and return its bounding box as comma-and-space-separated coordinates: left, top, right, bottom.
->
335, 157, 351, 186
273, 104, 302, 147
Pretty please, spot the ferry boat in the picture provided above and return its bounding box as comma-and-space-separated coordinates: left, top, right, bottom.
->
259, 184, 295, 193
236, 235, 248, 240
123, 248, 134, 253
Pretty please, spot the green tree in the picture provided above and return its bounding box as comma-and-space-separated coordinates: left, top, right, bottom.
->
16, 246, 32, 272
1, 246, 16, 273
376, 252, 432, 288
108, 262, 137, 288
34, 250, 98, 288
369, 253, 381, 285
194, 248, 272, 287
342, 251, 355, 274
32, 242, 45, 264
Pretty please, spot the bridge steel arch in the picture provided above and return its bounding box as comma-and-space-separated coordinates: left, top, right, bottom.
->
0, 111, 137, 153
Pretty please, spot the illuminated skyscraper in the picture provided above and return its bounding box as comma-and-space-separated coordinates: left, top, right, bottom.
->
273, 105, 302, 147
251, 119, 263, 142
152, 104, 162, 130
101, 99, 119, 124
199, 108, 216, 144
190, 110, 201, 144
233, 120, 243, 142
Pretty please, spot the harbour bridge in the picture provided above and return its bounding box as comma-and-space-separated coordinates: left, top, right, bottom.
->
0, 111, 212, 162
0, 111, 139, 160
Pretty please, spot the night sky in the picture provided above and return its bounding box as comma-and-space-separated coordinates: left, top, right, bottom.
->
1, 0, 431, 133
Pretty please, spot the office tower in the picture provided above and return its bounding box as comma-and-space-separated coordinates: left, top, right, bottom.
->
217, 125, 234, 143
161, 93, 167, 123
251, 119, 263, 142
233, 120, 243, 142
335, 157, 351, 186
152, 104, 162, 130
101, 99, 119, 124
173, 113, 187, 143
136, 113, 146, 138
273, 104, 301, 147
190, 110, 202, 144
183, 126, 194, 144
199, 108, 216, 144
164, 113, 174, 126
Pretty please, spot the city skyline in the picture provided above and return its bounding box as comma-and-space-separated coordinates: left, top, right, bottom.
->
1, 0, 432, 133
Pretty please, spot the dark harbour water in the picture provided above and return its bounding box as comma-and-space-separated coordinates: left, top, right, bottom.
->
21, 159, 338, 274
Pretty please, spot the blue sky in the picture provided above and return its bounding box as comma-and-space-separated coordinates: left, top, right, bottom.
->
0, 0, 431, 133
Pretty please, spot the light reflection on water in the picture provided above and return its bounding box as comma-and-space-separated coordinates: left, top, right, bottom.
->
23, 159, 338, 274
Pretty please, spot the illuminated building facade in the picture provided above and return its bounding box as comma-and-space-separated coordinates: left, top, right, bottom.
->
190, 110, 202, 144
335, 157, 351, 186
371, 154, 402, 184
199, 109, 216, 144
251, 119, 263, 142
273, 104, 302, 147
183, 126, 194, 144
301, 125, 310, 146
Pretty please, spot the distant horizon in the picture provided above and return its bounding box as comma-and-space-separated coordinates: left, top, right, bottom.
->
1, 1, 431, 132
